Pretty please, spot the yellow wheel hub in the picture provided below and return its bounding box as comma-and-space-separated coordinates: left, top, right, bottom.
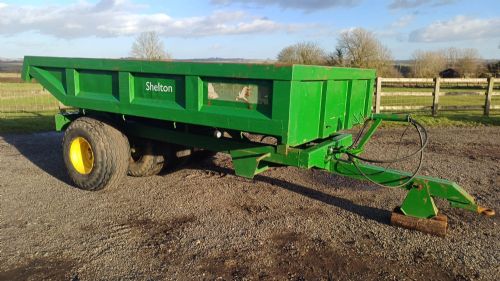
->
69, 137, 94, 175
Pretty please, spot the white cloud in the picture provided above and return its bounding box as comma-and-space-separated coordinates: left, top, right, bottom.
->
0, 2, 7, 9
388, 0, 455, 9
0, 0, 299, 39
409, 16, 500, 42
211, 0, 361, 11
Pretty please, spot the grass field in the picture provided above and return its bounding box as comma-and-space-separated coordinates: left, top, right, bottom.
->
0, 74, 59, 116
0, 111, 57, 134
0, 73, 60, 133
0, 72, 499, 133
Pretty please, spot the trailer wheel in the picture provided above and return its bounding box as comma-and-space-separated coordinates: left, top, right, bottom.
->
62, 117, 129, 191
128, 139, 166, 177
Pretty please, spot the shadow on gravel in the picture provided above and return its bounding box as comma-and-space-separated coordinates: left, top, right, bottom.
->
189, 158, 391, 225
1, 132, 72, 185
256, 174, 391, 225
0, 257, 78, 281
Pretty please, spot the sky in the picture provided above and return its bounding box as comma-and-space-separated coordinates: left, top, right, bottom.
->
0, 0, 499, 60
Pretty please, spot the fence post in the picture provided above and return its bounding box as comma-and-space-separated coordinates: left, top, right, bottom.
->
432, 77, 440, 116
375, 77, 382, 113
484, 77, 494, 116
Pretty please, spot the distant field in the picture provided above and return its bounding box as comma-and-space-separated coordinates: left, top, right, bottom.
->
0, 73, 20, 78
0, 73, 59, 133
0, 60, 22, 73
0, 72, 23, 83
0, 82, 58, 113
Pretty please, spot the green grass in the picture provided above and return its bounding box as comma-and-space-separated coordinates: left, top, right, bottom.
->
379, 111, 500, 128
0, 111, 57, 134
0, 80, 59, 133
0, 95, 58, 107
0, 82, 59, 113
381, 95, 489, 107
415, 112, 500, 127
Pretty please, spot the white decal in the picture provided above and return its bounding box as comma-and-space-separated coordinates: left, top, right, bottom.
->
146, 81, 174, 93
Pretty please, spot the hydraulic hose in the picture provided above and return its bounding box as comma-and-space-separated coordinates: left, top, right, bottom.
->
346, 117, 428, 189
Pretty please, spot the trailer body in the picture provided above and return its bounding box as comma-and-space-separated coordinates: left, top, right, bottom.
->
22, 56, 493, 236
22, 56, 375, 146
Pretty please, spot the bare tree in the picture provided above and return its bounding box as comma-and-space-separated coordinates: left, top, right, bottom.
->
444, 47, 460, 69
456, 48, 481, 78
412, 48, 483, 78
410, 50, 447, 78
327, 48, 345, 66
336, 28, 396, 77
131, 31, 170, 60
277, 42, 327, 65
486, 61, 500, 78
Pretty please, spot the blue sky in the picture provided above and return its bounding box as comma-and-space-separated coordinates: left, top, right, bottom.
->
0, 0, 499, 60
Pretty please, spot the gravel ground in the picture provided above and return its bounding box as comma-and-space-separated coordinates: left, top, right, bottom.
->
0, 127, 499, 281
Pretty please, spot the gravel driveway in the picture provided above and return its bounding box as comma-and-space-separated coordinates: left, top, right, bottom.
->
0, 127, 499, 280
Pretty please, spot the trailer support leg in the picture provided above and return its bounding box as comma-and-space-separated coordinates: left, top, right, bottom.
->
230, 150, 271, 178
400, 182, 438, 219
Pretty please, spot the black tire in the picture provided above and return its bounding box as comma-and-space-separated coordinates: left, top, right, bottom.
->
128, 139, 166, 177
62, 117, 129, 191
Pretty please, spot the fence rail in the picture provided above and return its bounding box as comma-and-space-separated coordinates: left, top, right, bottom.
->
375, 77, 500, 116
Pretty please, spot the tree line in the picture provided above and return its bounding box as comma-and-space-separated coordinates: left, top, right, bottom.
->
130, 30, 499, 78
277, 28, 498, 78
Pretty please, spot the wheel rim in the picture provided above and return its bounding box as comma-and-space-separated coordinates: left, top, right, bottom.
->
69, 137, 94, 175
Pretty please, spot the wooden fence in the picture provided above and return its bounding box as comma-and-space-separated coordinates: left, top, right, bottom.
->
374, 77, 500, 116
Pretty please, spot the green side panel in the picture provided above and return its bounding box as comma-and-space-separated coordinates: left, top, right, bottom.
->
322, 80, 349, 136
131, 73, 186, 110
287, 81, 323, 145
76, 70, 119, 102
270, 81, 292, 142
345, 79, 370, 128
22, 56, 375, 146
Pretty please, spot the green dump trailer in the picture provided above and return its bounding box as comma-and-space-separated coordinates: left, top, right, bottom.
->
22, 56, 494, 236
